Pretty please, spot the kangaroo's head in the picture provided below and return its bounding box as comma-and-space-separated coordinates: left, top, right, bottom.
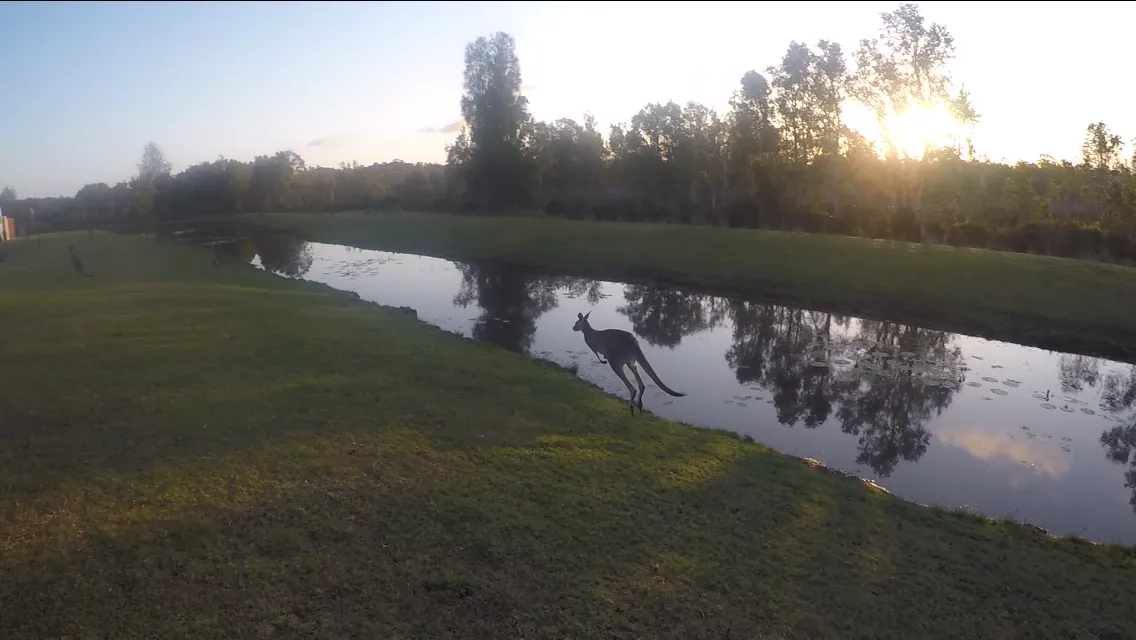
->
572, 311, 592, 332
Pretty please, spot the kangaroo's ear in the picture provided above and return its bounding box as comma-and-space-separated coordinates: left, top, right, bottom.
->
577, 312, 583, 319
584, 311, 591, 319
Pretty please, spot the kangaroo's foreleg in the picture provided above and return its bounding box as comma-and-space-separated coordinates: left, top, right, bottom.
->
628, 363, 646, 411
609, 362, 638, 415
591, 349, 607, 364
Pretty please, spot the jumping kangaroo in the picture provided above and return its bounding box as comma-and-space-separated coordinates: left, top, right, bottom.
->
572, 311, 685, 414
68, 246, 94, 278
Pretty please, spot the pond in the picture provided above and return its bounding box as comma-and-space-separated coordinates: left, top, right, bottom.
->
177, 224, 1136, 546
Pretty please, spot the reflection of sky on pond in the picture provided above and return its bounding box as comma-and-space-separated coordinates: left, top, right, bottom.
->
216, 233, 1136, 546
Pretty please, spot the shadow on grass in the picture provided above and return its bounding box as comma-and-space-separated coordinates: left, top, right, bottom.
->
4, 415, 1135, 639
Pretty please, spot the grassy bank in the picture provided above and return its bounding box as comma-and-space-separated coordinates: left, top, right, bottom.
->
2, 232, 1134, 639
241, 211, 1136, 363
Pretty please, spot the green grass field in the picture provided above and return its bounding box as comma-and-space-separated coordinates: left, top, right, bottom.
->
1, 232, 1134, 639
241, 211, 1136, 363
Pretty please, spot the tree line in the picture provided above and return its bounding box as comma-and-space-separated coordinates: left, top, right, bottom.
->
3, 3, 1136, 263
0, 146, 448, 236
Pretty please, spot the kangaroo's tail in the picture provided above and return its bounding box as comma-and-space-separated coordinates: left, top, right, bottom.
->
632, 340, 685, 397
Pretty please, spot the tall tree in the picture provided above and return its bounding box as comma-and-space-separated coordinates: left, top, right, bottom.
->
770, 42, 822, 164
1079, 122, 1130, 229
1082, 122, 1124, 170
727, 71, 777, 198
248, 150, 304, 213
813, 40, 847, 157
529, 116, 607, 204
130, 142, 172, 233
851, 3, 976, 158
445, 125, 475, 200
0, 186, 17, 203
457, 32, 534, 208
681, 101, 725, 209
137, 142, 173, 184
625, 101, 688, 205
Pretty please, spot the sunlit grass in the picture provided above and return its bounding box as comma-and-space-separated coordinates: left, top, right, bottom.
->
1, 231, 1134, 638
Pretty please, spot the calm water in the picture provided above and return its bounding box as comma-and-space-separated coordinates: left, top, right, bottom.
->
185, 226, 1136, 546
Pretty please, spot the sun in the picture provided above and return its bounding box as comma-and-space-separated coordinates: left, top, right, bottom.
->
887, 104, 962, 160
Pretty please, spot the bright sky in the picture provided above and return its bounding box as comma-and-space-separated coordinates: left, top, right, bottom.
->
1, 1, 1131, 198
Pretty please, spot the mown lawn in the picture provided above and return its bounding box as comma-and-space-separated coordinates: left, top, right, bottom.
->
242, 211, 1136, 363
1, 232, 1133, 639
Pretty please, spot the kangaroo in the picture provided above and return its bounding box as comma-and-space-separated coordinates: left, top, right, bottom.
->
68, 246, 94, 278
572, 311, 685, 414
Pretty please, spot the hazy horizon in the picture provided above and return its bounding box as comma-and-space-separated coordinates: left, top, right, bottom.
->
1, 0, 1131, 198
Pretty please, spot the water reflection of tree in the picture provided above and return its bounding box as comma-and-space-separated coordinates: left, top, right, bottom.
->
726, 304, 844, 429
726, 301, 965, 477
213, 236, 258, 264
562, 279, 607, 306
1100, 366, 1136, 413
251, 231, 313, 278
1058, 354, 1101, 392
452, 263, 600, 354
836, 322, 964, 477
1099, 424, 1136, 514
618, 286, 729, 348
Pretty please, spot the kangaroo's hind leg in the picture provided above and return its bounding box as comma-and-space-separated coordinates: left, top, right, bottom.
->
609, 362, 638, 414
628, 363, 647, 411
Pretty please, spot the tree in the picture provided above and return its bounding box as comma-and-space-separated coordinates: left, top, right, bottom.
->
445, 125, 474, 200
727, 71, 778, 198
625, 101, 689, 207
813, 40, 847, 157
456, 32, 534, 209
681, 101, 725, 210
769, 42, 823, 164
1003, 162, 1047, 223
0, 186, 17, 203
1082, 122, 1123, 170
137, 142, 173, 185
130, 142, 172, 233
248, 150, 304, 213
851, 3, 976, 158
527, 116, 607, 206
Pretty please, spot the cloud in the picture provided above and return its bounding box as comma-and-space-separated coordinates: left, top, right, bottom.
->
938, 429, 1071, 479
418, 120, 464, 135
521, 83, 540, 93
307, 134, 350, 149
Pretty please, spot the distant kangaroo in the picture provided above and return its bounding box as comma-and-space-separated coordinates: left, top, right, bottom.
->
68, 246, 94, 278
572, 311, 685, 414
